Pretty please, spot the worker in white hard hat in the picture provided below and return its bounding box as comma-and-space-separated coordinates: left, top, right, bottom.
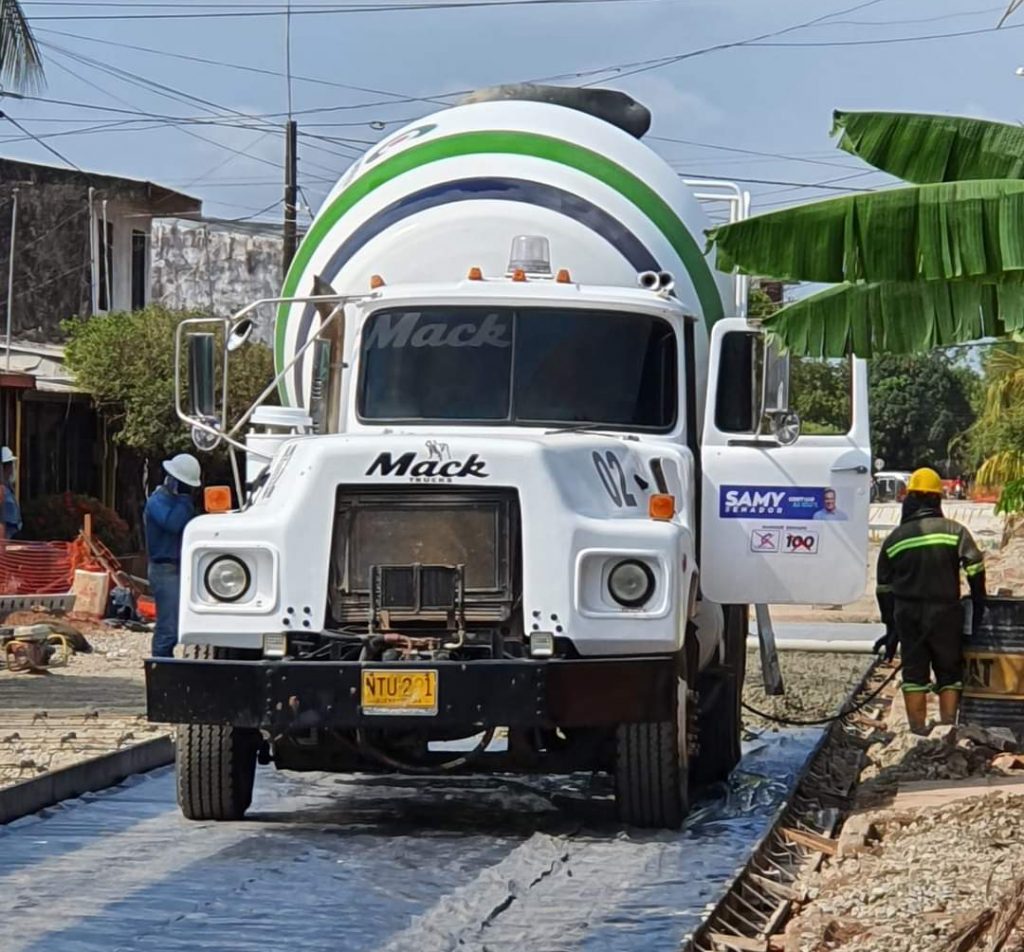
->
144, 453, 202, 657
0, 447, 21, 540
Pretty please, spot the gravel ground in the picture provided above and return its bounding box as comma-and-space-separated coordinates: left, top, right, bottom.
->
0, 612, 164, 789
742, 649, 870, 733
796, 794, 1024, 952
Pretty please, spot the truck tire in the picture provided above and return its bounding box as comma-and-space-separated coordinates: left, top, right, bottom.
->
615, 671, 691, 829
692, 604, 747, 786
176, 646, 259, 821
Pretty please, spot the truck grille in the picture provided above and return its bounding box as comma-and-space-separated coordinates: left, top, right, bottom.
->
329, 488, 520, 624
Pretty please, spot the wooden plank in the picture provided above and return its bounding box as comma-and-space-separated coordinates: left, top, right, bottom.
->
891, 775, 1024, 811
708, 933, 767, 951
780, 827, 838, 856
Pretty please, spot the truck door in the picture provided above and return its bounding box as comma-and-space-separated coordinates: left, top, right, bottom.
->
700, 318, 871, 605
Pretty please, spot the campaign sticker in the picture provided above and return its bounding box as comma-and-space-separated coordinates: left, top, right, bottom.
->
783, 529, 819, 554
720, 486, 848, 521
750, 528, 781, 553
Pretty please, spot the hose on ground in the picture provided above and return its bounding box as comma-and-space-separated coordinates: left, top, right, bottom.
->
741, 663, 901, 727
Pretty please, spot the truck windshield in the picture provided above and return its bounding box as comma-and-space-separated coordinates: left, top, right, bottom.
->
358, 306, 677, 429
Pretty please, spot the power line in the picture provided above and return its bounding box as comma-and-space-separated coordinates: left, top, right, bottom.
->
0, 112, 81, 169
749, 21, 1024, 48
650, 134, 866, 171
676, 171, 877, 192
35, 27, 456, 107
20, 0, 704, 20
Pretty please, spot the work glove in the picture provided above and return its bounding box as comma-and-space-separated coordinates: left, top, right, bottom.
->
873, 623, 899, 662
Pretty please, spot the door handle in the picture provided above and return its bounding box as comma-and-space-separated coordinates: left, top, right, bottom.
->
831, 464, 868, 474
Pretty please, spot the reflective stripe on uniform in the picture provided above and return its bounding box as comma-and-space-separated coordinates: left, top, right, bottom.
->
901, 682, 933, 694
935, 682, 963, 693
965, 561, 985, 577
876, 584, 892, 593
887, 533, 960, 559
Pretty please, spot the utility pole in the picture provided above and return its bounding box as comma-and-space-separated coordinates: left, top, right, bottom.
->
283, 119, 298, 274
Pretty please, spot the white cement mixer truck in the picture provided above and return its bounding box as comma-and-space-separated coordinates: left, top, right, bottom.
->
146, 88, 872, 828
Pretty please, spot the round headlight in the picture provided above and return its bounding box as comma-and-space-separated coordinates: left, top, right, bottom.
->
608, 559, 655, 608
204, 556, 251, 603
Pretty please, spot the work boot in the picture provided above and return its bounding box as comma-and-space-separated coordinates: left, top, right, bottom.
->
938, 688, 960, 726
904, 689, 929, 734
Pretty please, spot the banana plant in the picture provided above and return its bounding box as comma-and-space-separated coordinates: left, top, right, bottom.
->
0, 0, 43, 93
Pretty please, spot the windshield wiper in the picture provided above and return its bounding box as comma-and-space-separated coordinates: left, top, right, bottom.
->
544, 422, 618, 436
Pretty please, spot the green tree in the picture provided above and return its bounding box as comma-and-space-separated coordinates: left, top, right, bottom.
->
63, 305, 274, 461
0, 0, 43, 92
869, 354, 976, 472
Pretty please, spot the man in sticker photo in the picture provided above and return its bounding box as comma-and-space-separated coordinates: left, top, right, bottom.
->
813, 487, 847, 521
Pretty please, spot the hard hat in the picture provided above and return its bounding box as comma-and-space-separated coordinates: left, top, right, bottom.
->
0, 447, 15, 465
907, 467, 943, 495
163, 453, 202, 487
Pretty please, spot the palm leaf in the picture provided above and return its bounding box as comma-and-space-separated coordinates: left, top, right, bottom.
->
707, 180, 1024, 284
978, 451, 1024, 487
0, 0, 43, 93
832, 111, 1024, 184
761, 280, 1024, 358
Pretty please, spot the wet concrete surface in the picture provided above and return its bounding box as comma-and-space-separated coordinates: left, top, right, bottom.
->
0, 729, 821, 951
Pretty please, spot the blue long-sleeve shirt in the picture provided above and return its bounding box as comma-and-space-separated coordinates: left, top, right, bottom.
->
2, 480, 21, 538
144, 485, 195, 563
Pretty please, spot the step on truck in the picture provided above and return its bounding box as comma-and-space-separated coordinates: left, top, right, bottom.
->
146, 86, 872, 828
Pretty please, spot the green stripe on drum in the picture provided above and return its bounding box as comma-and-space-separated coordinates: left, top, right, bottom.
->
274, 130, 724, 390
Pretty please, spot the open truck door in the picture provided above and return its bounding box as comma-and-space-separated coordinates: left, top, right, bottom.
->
700, 318, 871, 605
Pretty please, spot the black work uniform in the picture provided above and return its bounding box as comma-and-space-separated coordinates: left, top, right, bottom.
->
876, 509, 985, 693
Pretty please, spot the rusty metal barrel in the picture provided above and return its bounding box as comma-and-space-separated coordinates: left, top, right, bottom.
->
961, 596, 1024, 736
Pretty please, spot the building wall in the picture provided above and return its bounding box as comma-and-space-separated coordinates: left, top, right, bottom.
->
149, 218, 287, 342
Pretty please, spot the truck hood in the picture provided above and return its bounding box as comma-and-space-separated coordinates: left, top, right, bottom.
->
250, 431, 692, 522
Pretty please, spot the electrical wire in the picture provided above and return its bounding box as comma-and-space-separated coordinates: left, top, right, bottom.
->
650, 135, 867, 172
22, 0, 718, 20
0, 112, 81, 169
742, 663, 899, 727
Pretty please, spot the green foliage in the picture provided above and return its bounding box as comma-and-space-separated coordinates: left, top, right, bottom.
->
21, 492, 130, 553
63, 305, 275, 460
790, 358, 851, 435
764, 280, 1024, 359
869, 353, 977, 471
962, 346, 1024, 501
832, 111, 1024, 184
708, 179, 1024, 286
997, 477, 1024, 515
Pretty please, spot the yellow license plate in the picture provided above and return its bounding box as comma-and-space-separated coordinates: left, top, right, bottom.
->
361, 669, 438, 716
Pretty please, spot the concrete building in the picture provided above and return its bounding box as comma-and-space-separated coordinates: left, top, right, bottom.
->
150, 217, 294, 342
0, 159, 200, 515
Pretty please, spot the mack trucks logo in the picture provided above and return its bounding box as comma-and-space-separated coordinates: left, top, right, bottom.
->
366, 444, 489, 483
364, 313, 511, 350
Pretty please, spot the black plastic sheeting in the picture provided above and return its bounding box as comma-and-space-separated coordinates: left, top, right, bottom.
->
0, 730, 821, 951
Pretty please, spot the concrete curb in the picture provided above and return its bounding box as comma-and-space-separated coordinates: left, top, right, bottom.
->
0, 735, 174, 825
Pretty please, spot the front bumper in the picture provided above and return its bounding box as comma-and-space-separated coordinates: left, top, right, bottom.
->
145, 657, 676, 731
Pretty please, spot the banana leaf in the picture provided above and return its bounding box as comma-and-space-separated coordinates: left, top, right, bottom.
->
707, 180, 1024, 283
832, 111, 1024, 184
761, 280, 1024, 358
0, 0, 43, 93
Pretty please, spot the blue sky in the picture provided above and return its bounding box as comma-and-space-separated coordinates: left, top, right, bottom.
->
5, 0, 1024, 222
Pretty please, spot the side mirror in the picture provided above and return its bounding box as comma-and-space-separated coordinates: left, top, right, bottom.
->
771, 410, 801, 446
227, 317, 255, 353
187, 332, 220, 451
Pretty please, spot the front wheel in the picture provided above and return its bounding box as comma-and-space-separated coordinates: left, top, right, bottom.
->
615, 677, 691, 829
175, 645, 260, 821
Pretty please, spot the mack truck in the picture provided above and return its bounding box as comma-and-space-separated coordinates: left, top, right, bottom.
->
146, 86, 871, 829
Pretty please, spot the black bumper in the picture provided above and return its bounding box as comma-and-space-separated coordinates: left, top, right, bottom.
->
145, 657, 676, 731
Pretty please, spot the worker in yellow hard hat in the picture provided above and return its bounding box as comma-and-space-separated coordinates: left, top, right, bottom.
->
874, 467, 986, 734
